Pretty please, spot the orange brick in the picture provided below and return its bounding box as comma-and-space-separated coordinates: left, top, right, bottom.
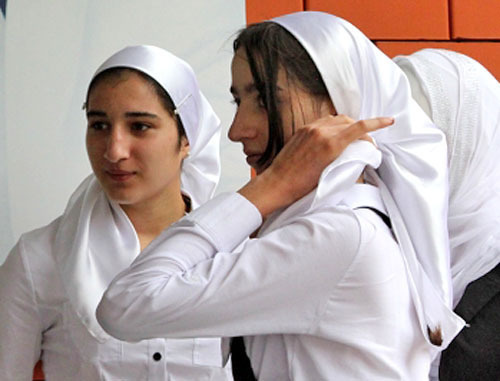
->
305, 0, 449, 40
246, 0, 303, 24
450, 0, 500, 39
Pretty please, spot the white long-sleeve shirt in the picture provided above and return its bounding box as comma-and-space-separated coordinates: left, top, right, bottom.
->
0, 218, 232, 381
98, 185, 432, 380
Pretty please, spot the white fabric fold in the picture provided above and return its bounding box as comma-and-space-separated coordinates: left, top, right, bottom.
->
273, 11, 464, 348
53, 46, 221, 342
262, 140, 381, 232
53, 175, 140, 341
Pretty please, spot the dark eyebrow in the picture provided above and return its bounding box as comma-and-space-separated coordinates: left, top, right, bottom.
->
86, 110, 159, 119
230, 83, 257, 96
124, 112, 158, 119
86, 110, 106, 118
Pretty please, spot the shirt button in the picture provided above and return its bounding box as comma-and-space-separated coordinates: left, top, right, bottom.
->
153, 352, 162, 361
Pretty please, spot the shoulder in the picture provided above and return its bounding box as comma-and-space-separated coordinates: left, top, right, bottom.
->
2, 217, 59, 272
351, 207, 399, 254
344, 208, 405, 289
3, 217, 65, 304
269, 205, 364, 270
306, 205, 362, 248
271, 203, 362, 243
18, 216, 62, 257
308, 203, 402, 275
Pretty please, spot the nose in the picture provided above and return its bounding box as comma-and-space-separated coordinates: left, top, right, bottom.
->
103, 126, 130, 163
228, 107, 256, 143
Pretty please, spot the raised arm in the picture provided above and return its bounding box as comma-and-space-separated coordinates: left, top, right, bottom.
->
97, 116, 391, 341
97, 193, 363, 341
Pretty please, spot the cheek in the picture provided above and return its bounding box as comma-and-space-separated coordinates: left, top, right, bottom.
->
149, 141, 183, 170
85, 137, 97, 162
86, 136, 101, 161
283, 99, 325, 142
279, 110, 295, 144
250, 111, 270, 140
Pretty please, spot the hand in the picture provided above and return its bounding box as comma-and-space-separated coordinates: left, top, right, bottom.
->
239, 115, 394, 217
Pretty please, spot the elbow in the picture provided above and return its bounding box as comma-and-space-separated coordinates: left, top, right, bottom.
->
96, 293, 134, 341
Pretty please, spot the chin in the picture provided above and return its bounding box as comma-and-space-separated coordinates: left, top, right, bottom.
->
103, 189, 135, 205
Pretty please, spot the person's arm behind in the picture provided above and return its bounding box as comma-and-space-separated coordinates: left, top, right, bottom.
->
0, 241, 43, 380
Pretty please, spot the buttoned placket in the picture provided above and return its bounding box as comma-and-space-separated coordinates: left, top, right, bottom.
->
148, 338, 167, 379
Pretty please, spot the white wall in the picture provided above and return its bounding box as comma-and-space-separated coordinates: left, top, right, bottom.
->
0, 5, 12, 261
0, 0, 249, 263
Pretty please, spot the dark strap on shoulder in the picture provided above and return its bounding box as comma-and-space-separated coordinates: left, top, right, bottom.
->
355, 206, 392, 229
230, 336, 257, 381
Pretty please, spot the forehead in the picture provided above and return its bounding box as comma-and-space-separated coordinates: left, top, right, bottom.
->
231, 50, 253, 86
87, 71, 160, 106
230, 48, 296, 94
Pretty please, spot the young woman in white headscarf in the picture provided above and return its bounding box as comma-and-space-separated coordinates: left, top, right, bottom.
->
0, 45, 232, 380
97, 12, 464, 380
395, 48, 500, 381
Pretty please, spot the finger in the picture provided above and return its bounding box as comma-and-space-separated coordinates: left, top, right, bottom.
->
319, 113, 355, 127
339, 117, 394, 142
330, 114, 355, 125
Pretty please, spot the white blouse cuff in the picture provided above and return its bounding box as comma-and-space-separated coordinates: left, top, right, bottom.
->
184, 192, 262, 252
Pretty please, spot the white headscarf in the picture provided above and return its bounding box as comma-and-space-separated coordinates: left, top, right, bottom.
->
53, 45, 221, 341
395, 49, 500, 307
271, 11, 464, 348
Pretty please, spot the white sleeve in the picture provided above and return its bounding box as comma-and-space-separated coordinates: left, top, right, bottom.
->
97, 192, 360, 342
0, 239, 43, 380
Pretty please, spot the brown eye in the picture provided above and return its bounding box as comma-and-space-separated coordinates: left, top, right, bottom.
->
89, 121, 109, 131
131, 123, 150, 132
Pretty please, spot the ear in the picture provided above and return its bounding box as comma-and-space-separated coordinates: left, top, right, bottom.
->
179, 135, 190, 159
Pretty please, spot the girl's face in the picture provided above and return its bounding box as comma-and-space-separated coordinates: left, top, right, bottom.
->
86, 71, 189, 211
228, 49, 334, 174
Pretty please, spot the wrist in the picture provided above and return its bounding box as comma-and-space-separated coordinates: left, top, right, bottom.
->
237, 169, 291, 218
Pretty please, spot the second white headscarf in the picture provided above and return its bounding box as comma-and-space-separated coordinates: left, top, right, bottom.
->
395, 49, 500, 308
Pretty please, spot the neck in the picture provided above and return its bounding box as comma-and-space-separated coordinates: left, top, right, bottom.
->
121, 191, 186, 251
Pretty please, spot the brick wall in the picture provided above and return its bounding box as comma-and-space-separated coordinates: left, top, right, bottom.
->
246, 0, 500, 80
